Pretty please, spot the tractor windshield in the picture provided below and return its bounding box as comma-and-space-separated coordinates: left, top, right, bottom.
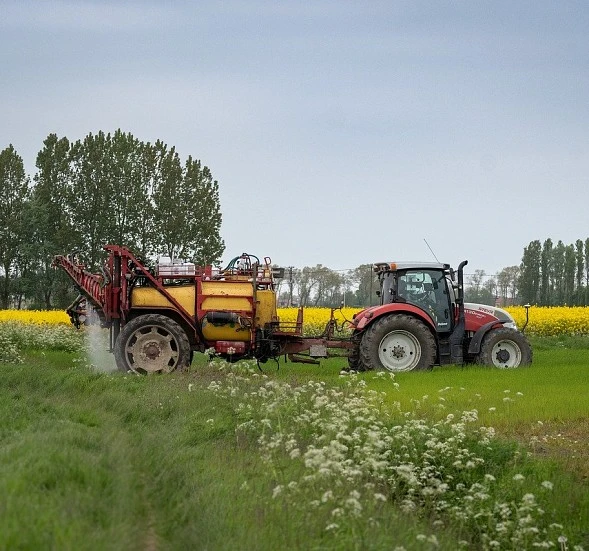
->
381, 269, 452, 332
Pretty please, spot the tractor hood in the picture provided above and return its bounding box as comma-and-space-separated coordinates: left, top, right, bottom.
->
464, 303, 517, 331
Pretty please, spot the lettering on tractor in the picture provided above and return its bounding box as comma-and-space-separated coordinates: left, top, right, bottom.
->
53, 247, 532, 374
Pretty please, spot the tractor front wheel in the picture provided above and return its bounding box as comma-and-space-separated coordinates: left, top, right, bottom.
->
360, 314, 436, 372
477, 327, 532, 369
114, 314, 191, 374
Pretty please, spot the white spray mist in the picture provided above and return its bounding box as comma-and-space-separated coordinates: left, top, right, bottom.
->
84, 306, 117, 372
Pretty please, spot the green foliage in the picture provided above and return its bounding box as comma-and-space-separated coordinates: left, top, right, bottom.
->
0, 133, 225, 308
0, 145, 30, 308
521, 237, 589, 306
350, 263, 380, 307
519, 239, 542, 304
152, 152, 224, 265
24, 134, 75, 309
0, 322, 84, 356
464, 268, 497, 305
64, 132, 225, 268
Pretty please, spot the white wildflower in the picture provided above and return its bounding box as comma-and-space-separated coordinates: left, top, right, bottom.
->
289, 448, 301, 459
427, 535, 439, 547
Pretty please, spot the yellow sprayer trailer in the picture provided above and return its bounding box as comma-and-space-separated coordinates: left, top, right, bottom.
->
53, 245, 353, 373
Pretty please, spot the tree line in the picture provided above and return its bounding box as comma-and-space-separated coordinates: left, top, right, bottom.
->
518, 238, 589, 306
464, 238, 589, 307
0, 131, 224, 309
287, 264, 519, 309
276, 264, 380, 308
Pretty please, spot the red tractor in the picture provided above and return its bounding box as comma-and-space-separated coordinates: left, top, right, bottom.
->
348, 260, 532, 371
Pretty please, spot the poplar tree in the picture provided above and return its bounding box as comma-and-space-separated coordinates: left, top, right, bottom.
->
66, 131, 113, 268
107, 130, 151, 255
563, 244, 576, 304
575, 239, 584, 305
551, 241, 566, 304
0, 145, 30, 308
27, 134, 73, 308
518, 240, 541, 304
539, 238, 552, 305
152, 151, 224, 265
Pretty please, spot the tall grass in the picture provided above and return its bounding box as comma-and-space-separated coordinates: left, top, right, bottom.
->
1, 326, 588, 549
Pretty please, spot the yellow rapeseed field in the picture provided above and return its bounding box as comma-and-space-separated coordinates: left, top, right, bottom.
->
277, 307, 361, 335
279, 306, 589, 337
2, 306, 589, 337
505, 306, 589, 337
0, 309, 70, 325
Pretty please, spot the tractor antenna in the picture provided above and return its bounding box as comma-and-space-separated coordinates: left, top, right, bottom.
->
423, 239, 440, 262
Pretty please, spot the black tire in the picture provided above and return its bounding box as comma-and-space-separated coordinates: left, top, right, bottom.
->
476, 327, 532, 369
359, 314, 436, 372
114, 314, 191, 374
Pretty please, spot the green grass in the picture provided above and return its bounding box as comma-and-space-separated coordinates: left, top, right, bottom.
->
1, 352, 451, 550
1, 339, 588, 550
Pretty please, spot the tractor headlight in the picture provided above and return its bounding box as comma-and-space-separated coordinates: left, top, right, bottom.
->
493, 307, 517, 330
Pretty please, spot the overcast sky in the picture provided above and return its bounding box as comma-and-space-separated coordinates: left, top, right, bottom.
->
2, 1, 588, 276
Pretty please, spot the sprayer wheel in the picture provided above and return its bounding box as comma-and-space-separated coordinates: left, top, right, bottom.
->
114, 314, 191, 374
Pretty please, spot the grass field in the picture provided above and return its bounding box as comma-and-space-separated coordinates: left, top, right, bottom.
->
1, 330, 588, 550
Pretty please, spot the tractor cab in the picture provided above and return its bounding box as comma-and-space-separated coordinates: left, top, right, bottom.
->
375, 262, 457, 333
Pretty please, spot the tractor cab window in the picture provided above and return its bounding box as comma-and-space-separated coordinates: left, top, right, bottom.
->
397, 270, 451, 332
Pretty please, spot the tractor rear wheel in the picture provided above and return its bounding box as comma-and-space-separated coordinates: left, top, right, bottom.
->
477, 327, 532, 368
114, 314, 191, 374
360, 314, 436, 372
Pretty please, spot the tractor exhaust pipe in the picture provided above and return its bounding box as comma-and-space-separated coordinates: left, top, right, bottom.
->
449, 260, 468, 365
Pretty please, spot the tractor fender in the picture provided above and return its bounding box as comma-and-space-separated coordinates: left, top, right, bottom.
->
467, 320, 509, 354
353, 303, 436, 333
